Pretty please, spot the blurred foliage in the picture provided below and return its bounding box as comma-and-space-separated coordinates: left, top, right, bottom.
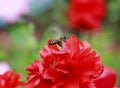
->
0, 0, 120, 85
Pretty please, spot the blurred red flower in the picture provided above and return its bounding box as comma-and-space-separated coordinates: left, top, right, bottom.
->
25, 35, 104, 88
95, 67, 118, 88
0, 71, 24, 88
67, 0, 106, 32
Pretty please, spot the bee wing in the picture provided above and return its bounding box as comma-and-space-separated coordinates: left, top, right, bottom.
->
49, 24, 70, 39
50, 26, 64, 38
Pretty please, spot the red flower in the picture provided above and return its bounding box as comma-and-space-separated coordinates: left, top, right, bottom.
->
25, 35, 104, 88
67, 0, 106, 32
0, 70, 24, 88
95, 67, 118, 88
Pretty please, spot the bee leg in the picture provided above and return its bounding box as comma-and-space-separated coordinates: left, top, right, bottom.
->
57, 42, 62, 47
63, 36, 66, 42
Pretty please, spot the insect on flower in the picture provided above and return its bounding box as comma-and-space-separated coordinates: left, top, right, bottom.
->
49, 36, 66, 47
25, 35, 104, 88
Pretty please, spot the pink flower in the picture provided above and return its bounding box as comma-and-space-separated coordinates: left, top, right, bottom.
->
0, 62, 11, 75
95, 67, 118, 88
0, 0, 29, 23
25, 35, 104, 88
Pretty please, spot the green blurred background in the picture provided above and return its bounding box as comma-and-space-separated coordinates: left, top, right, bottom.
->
0, 0, 120, 86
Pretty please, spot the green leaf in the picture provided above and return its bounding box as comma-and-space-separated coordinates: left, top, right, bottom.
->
7, 23, 36, 49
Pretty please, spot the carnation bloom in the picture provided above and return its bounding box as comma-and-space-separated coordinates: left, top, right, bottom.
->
0, 0, 28, 23
0, 71, 24, 88
67, 0, 106, 32
0, 62, 11, 74
95, 67, 118, 88
25, 35, 104, 88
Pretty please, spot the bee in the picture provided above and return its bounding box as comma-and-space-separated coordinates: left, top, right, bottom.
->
49, 36, 66, 47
